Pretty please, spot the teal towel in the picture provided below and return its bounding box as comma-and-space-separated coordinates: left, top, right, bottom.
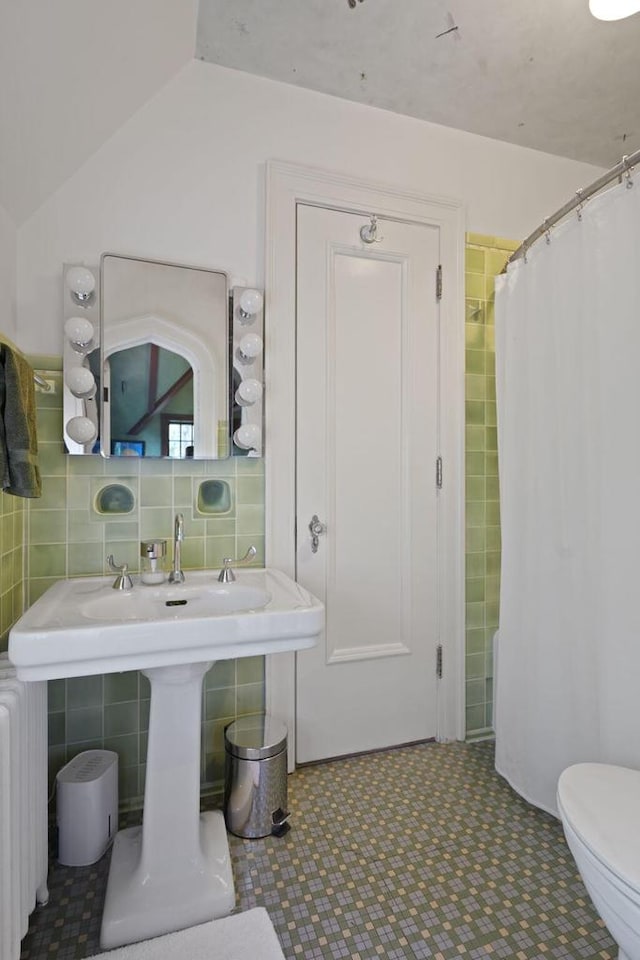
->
0, 336, 41, 498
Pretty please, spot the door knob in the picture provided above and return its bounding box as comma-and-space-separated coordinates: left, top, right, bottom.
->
309, 515, 327, 553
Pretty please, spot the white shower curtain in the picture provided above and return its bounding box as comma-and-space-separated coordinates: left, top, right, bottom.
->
494, 178, 640, 816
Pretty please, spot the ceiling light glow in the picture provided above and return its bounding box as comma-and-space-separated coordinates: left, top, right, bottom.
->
589, 0, 640, 20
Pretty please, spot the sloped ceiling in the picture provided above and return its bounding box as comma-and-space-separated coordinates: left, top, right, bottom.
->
4, 1, 638, 227
196, 0, 640, 170
0, 0, 198, 225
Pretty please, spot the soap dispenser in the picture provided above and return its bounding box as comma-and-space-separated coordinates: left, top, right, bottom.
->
140, 540, 167, 585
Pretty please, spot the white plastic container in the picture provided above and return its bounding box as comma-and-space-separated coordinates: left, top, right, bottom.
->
56, 749, 118, 866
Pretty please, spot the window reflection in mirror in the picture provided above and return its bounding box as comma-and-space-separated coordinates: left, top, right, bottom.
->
101, 254, 229, 459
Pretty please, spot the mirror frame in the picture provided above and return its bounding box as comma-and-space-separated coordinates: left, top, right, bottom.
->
62, 257, 265, 460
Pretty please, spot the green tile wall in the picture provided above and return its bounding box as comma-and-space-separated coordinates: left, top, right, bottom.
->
0, 488, 25, 651
464, 233, 517, 738
29, 356, 265, 808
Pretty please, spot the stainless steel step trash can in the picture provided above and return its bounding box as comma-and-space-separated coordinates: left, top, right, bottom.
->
224, 715, 289, 838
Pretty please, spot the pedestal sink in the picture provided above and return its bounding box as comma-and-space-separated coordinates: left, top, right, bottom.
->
9, 568, 323, 949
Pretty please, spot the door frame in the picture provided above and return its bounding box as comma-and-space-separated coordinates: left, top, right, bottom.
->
263, 160, 466, 768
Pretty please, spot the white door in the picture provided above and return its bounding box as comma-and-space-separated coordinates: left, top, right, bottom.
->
295, 204, 442, 763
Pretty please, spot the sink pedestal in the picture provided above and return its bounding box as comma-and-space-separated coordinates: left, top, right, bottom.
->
100, 662, 235, 950
10, 567, 324, 945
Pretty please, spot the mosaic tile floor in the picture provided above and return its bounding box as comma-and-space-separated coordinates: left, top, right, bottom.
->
20, 741, 615, 960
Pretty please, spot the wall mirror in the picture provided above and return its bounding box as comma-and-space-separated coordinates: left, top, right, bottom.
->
101, 254, 229, 459
62, 256, 264, 459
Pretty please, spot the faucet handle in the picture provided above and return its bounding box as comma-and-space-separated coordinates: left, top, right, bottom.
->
218, 545, 257, 583
106, 555, 134, 591
238, 545, 257, 564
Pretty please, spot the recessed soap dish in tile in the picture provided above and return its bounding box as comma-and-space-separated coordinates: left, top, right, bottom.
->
94, 483, 135, 515
197, 479, 231, 515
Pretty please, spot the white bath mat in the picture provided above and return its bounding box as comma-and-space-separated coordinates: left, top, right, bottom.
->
88, 908, 285, 960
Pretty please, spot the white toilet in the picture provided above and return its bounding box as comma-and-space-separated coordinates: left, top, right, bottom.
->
557, 763, 640, 960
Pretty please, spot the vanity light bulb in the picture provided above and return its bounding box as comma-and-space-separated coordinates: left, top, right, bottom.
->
66, 416, 97, 445
66, 366, 96, 398
238, 288, 263, 320
64, 316, 94, 347
235, 378, 263, 406
237, 333, 263, 363
65, 266, 96, 302
233, 423, 261, 451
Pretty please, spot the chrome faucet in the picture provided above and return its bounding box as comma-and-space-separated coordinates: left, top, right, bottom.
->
168, 513, 185, 583
218, 545, 257, 583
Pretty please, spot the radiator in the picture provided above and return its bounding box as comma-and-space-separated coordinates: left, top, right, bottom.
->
0, 653, 48, 960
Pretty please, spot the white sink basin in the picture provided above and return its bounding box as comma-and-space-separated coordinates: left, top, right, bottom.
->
81, 581, 271, 622
9, 568, 323, 680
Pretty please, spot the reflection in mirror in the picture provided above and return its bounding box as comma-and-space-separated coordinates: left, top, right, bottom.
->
101, 254, 229, 459
108, 344, 194, 457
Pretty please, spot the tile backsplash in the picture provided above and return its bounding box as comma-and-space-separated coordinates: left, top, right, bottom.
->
464, 233, 516, 738
29, 355, 265, 806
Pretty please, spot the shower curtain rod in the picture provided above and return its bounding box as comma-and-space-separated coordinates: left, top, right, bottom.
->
507, 147, 640, 268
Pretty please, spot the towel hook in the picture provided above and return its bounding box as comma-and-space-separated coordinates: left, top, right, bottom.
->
360, 215, 383, 245
33, 372, 52, 393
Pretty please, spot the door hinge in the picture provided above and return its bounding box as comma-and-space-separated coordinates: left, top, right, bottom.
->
436, 264, 443, 301
436, 644, 443, 679
436, 456, 443, 489
103, 386, 109, 403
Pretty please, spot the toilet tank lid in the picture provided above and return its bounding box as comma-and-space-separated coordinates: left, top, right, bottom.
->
558, 762, 640, 889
